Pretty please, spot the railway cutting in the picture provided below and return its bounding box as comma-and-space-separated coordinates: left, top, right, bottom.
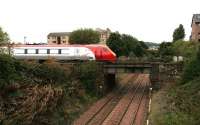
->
73, 73, 150, 125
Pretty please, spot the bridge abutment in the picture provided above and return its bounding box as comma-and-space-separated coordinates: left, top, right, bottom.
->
104, 73, 116, 92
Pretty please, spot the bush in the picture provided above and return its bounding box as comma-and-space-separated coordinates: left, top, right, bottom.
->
161, 112, 194, 125
74, 62, 103, 95
166, 78, 200, 125
182, 47, 200, 83
1, 85, 63, 125
32, 64, 69, 84
0, 54, 20, 89
0, 58, 102, 125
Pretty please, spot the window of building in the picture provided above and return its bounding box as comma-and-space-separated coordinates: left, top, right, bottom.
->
52, 36, 56, 39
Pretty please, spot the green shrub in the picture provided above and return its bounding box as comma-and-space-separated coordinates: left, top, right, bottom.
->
161, 112, 194, 125
171, 78, 200, 124
182, 47, 200, 83
0, 54, 20, 89
74, 62, 103, 95
30, 62, 71, 85
0, 58, 101, 125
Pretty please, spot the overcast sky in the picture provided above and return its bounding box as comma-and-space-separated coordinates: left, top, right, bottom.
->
0, 0, 199, 43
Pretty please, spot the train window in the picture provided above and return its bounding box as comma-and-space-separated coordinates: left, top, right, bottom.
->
50, 49, 58, 54
24, 49, 28, 54
28, 49, 36, 54
36, 49, 39, 54
62, 49, 70, 54
39, 49, 47, 54
103, 47, 109, 52
47, 49, 50, 54
58, 49, 61, 54
14, 49, 24, 54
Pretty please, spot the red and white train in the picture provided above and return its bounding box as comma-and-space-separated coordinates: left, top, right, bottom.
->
11, 44, 117, 63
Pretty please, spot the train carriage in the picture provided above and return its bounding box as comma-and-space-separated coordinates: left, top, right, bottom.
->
12, 44, 116, 63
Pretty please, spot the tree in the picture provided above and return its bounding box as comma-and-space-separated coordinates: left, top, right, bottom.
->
106, 33, 147, 57
158, 42, 173, 62
171, 40, 199, 60
0, 27, 9, 46
69, 28, 100, 44
106, 32, 123, 57
121, 34, 138, 56
173, 24, 185, 42
139, 41, 148, 49
182, 46, 200, 83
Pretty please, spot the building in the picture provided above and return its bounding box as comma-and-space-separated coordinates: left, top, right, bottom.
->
191, 14, 200, 42
47, 28, 111, 45
47, 32, 71, 44
96, 28, 111, 44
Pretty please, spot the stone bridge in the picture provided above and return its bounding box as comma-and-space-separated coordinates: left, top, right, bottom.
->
61, 61, 183, 91
103, 62, 183, 90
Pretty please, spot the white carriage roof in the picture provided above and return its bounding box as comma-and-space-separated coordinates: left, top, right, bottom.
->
13, 44, 108, 48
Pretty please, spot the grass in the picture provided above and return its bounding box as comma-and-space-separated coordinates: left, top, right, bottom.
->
150, 78, 200, 125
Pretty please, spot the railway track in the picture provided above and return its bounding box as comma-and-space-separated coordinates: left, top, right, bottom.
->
73, 74, 150, 125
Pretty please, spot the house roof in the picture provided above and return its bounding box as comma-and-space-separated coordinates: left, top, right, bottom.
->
47, 32, 71, 37
192, 14, 200, 23
96, 28, 111, 33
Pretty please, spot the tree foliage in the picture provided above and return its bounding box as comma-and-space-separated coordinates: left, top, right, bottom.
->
106, 33, 147, 57
0, 54, 20, 89
69, 28, 100, 44
0, 27, 9, 46
106, 32, 122, 57
171, 40, 199, 59
173, 24, 185, 42
75, 62, 103, 95
140, 41, 149, 49
182, 47, 200, 83
158, 42, 173, 62
0, 56, 104, 125
158, 42, 173, 56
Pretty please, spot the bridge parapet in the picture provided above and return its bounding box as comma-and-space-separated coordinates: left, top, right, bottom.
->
103, 62, 183, 89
